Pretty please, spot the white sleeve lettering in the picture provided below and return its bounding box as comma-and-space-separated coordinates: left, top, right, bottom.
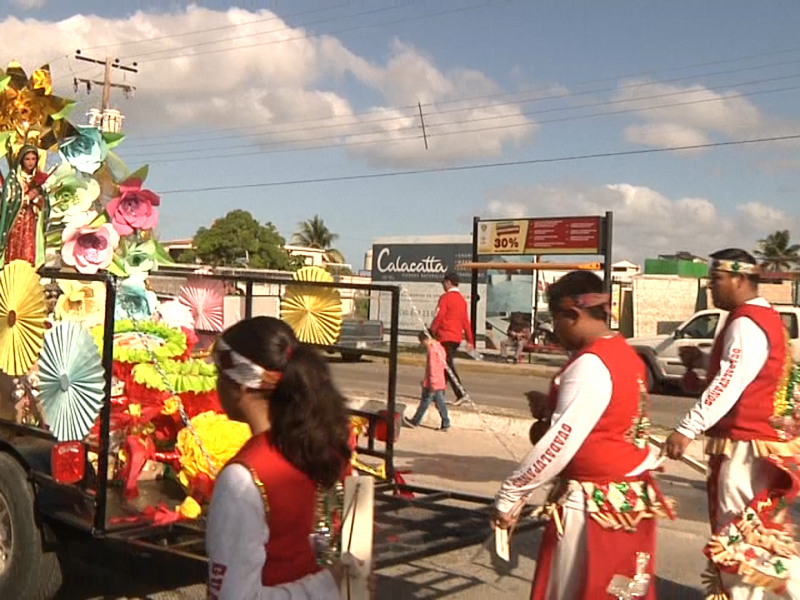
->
495, 354, 612, 514
206, 464, 339, 600
676, 317, 769, 440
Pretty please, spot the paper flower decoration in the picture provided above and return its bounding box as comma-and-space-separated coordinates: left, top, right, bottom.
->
59, 124, 109, 174
132, 359, 217, 394
61, 215, 120, 274
91, 319, 188, 365
55, 279, 107, 328
175, 410, 251, 488
45, 162, 100, 225
0, 62, 74, 152
280, 266, 343, 346
179, 278, 226, 332
0, 260, 46, 376
38, 321, 106, 442
107, 178, 160, 236
115, 272, 158, 321
155, 299, 195, 331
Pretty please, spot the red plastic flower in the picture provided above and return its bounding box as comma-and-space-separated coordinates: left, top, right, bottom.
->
107, 178, 160, 236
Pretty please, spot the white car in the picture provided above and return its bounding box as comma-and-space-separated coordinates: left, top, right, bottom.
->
628, 306, 800, 393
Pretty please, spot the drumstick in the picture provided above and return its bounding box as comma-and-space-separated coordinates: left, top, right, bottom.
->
648, 435, 707, 474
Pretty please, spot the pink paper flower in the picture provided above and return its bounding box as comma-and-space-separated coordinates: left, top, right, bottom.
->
107, 179, 161, 236
62, 222, 120, 274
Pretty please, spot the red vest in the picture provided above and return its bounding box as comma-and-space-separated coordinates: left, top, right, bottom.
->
551, 336, 650, 483
231, 433, 321, 586
706, 303, 788, 442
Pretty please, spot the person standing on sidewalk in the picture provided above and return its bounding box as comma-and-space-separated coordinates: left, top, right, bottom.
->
665, 248, 800, 600
430, 271, 474, 406
404, 331, 450, 432
491, 271, 671, 600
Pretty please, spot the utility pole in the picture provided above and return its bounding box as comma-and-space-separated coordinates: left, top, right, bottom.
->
73, 50, 138, 131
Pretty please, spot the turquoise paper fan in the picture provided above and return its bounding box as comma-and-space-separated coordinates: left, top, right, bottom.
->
39, 321, 107, 442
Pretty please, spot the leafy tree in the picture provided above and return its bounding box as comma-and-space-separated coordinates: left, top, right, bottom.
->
292, 214, 346, 264
193, 210, 297, 270
176, 249, 197, 264
754, 230, 800, 272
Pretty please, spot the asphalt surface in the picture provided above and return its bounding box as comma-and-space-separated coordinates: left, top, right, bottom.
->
329, 358, 698, 432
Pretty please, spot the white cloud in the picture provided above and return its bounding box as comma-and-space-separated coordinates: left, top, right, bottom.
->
484, 182, 795, 263
10, 0, 46, 10
0, 7, 536, 168
614, 78, 773, 150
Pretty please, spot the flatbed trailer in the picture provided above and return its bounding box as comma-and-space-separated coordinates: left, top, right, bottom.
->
0, 269, 539, 598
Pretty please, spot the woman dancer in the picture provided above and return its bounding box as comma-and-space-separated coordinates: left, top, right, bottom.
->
207, 316, 360, 599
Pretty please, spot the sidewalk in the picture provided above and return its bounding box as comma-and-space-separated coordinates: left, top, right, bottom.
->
350, 394, 711, 464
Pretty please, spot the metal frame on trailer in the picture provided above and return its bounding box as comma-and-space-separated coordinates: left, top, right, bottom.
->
86, 270, 539, 566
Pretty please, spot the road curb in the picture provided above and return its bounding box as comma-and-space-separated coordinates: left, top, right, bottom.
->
375, 354, 564, 378
347, 394, 709, 465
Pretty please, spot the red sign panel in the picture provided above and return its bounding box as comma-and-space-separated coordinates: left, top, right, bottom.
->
525, 217, 601, 254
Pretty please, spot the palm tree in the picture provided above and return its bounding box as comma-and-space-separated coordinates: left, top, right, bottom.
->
292, 215, 346, 264
754, 230, 800, 272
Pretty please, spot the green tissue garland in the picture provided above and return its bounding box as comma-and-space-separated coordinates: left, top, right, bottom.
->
91, 319, 187, 365
132, 359, 217, 394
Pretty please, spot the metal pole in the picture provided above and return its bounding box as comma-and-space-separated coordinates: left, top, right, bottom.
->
385, 286, 400, 482
93, 277, 117, 535
470, 216, 480, 345
245, 280, 254, 319
101, 57, 112, 112
532, 254, 540, 334
603, 212, 614, 327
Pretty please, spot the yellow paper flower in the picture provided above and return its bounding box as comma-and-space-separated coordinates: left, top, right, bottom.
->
175, 411, 251, 488
162, 396, 180, 416
280, 266, 343, 345
55, 280, 106, 328
0, 260, 46, 376
178, 496, 202, 519
0, 62, 73, 152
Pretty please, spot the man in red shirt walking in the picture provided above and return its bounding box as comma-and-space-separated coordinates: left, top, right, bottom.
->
430, 271, 474, 406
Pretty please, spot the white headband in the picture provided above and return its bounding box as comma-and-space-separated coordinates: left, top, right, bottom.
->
213, 338, 283, 391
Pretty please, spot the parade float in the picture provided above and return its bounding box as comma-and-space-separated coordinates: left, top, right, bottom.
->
0, 60, 542, 600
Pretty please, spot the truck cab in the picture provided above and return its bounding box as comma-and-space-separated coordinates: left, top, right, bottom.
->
629, 305, 800, 392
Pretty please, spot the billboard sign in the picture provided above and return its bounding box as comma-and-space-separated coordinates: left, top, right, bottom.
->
371, 243, 484, 283
477, 216, 603, 256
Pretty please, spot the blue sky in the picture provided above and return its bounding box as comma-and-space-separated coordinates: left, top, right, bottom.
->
1, 0, 799, 266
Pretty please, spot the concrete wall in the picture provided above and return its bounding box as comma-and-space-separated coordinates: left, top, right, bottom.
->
632, 275, 703, 337
704, 280, 794, 306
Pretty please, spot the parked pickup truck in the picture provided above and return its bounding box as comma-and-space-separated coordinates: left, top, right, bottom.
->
334, 316, 385, 362
628, 305, 800, 392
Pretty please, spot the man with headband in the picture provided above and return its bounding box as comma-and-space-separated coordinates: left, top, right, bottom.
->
492, 271, 670, 599
665, 248, 800, 599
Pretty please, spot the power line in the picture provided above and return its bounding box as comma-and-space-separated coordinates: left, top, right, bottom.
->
78, 3, 350, 51
155, 133, 800, 195
132, 1, 511, 64
123, 53, 800, 146
119, 77, 800, 161
118, 4, 406, 60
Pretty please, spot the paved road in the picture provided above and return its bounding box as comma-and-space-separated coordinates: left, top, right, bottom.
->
330, 359, 697, 431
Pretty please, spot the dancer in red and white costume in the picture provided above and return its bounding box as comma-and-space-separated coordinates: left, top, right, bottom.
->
206, 317, 364, 599
493, 271, 672, 600
665, 248, 800, 600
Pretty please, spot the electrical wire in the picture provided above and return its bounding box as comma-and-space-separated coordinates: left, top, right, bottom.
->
119, 78, 800, 162
121, 54, 800, 147
132, 2, 512, 64
154, 133, 800, 195
78, 3, 350, 52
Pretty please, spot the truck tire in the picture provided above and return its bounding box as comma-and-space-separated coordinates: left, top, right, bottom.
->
0, 453, 63, 599
645, 364, 660, 394
341, 352, 363, 363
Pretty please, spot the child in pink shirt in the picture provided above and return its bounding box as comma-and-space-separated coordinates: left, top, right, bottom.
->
404, 331, 451, 432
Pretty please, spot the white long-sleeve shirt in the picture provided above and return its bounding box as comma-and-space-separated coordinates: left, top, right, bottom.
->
206, 464, 339, 600
495, 353, 658, 514
675, 298, 771, 440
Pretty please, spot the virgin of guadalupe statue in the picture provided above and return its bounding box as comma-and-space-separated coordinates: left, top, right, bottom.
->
0, 144, 51, 268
